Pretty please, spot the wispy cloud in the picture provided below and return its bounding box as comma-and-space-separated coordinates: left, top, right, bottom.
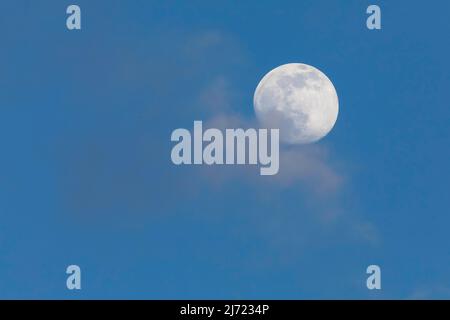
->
194, 64, 380, 248
54, 26, 379, 249
409, 285, 450, 300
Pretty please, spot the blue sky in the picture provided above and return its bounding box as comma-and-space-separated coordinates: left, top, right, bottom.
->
0, 0, 449, 299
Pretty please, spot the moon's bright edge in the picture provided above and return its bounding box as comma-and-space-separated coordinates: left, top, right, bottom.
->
253, 63, 339, 144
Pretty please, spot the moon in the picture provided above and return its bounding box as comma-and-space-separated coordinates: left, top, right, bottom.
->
253, 63, 339, 144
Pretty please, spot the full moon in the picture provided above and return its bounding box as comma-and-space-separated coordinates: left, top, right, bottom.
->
253, 63, 339, 144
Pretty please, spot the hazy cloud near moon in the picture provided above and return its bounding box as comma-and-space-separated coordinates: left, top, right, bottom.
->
197, 65, 342, 196
54, 27, 378, 248
192, 50, 378, 246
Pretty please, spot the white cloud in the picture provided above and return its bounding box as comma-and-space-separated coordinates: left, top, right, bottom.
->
192, 70, 380, 248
